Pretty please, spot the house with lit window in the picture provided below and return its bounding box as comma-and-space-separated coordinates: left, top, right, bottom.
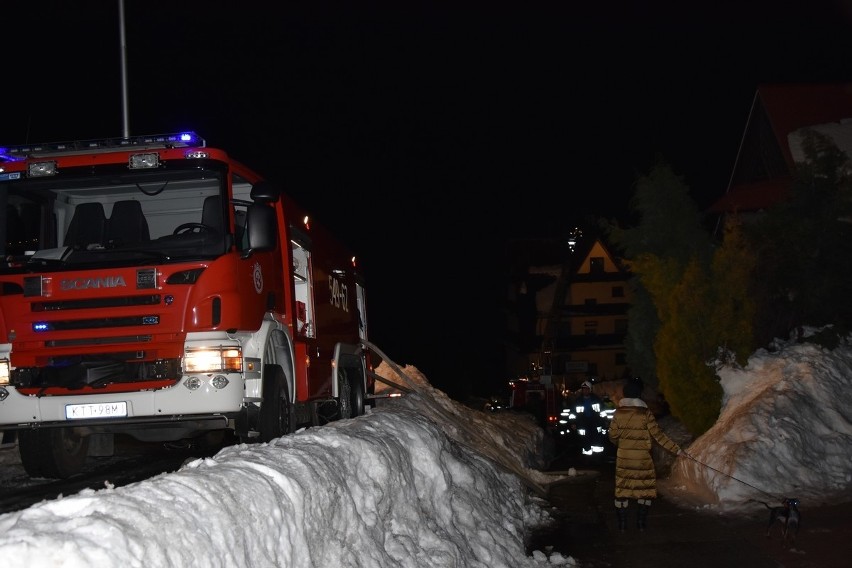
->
503, 83, 852, 401
505, 232, 631, 396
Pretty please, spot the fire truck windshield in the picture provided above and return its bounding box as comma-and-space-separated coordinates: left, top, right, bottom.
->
0, 167, 234, 271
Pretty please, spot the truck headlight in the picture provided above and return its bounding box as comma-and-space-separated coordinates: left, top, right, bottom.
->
0, 359, 9, 386
184, 347, 242, 374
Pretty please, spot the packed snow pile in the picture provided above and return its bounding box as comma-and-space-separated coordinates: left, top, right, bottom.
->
374, 361, 556, 492
0, 363, 564, 568
666, 330, 852, 513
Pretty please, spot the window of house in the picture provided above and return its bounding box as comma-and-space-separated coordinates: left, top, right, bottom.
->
590, 257, 604, 274
584, 298, 597, 306
584, 320, 597, 336
612, 286, 624, 298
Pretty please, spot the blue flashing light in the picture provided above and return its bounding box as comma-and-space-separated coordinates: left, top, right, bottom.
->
175, 131, 205, 147
0, 147, 25, 163
0, 132, 206, 162
33, 322, 50, 332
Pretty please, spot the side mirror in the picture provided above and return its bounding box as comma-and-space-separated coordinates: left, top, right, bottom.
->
250, 181, 281, 203
243, 202, 277, 257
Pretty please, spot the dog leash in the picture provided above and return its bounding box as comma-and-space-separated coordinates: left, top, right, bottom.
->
680, 451, 785, 502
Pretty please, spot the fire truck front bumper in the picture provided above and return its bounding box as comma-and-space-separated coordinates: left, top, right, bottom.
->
0, 373, 245, 433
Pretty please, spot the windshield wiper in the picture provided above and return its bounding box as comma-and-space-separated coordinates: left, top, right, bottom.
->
93, 247, 172, 262
26, 246, 72, 267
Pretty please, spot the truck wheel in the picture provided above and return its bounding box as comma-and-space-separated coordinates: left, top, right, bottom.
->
337, 365, 366, 419
18, 427, 89, 479
258, 365, 294, 442
349, 372, 366, 418
337, 367, 353, 420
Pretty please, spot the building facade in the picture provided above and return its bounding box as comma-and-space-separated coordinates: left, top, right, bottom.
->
506, 233, 631, 397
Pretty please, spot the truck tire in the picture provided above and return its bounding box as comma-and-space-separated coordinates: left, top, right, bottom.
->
348, 370, 366, 418
338, 364, 366, 419
18, 427, 89, 479
258, 364, 294, 443
337, 367, 353, 420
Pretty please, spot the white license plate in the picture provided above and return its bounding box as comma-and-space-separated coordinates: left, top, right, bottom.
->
65, 401, 128, 420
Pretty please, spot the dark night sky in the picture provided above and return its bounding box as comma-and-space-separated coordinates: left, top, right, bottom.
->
7, 1, 852, 398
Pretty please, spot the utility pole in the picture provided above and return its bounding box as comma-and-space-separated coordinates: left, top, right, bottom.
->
118, 0, 130, 137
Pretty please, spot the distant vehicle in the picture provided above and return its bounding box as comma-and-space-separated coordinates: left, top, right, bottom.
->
484, 397, 509, 412
0, 132, 374, 479
509, 378, 559, 429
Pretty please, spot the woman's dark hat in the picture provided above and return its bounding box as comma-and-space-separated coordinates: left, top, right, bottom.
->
623, 378, 643, 398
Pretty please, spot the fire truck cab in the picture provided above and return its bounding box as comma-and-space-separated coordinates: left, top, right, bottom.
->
0, 132, 373, 478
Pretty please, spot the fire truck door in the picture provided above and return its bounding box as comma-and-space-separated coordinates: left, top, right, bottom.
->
291, 241, 315, 338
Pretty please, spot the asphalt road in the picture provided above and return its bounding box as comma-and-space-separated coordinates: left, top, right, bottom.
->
531, 453, 852, 568
0, 434, 226, 515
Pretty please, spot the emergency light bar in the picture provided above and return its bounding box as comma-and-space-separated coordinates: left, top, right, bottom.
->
0, 131, 205, 163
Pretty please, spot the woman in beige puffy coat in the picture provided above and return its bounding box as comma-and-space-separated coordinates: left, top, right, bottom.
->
607, 378, 682, 532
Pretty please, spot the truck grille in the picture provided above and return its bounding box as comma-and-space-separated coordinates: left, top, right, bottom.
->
32, 294, 161, 311
34, 315, 159, 332
46, 335, 154, 347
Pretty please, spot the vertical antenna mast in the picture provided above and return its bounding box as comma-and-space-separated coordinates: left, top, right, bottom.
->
119, 0, 130, 137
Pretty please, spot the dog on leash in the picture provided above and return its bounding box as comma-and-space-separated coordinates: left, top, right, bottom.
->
756, 498, 800, 546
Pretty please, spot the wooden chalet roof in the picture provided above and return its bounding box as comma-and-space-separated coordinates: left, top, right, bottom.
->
709, 176, 794, 214
569, 235, 628, 277
709, 83, 852, 214
760, 83, 852, 167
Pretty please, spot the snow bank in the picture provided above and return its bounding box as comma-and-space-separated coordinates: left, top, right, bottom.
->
0, 364, 558, 567
666, 334, 852, 513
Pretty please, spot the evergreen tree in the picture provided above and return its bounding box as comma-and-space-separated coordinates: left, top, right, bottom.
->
604, 160, 760, 435
655, 258, 722, 434
746, 130, 852, 344
623, 285, 657, 384
709, 218, 757, 365
603, 159, 712, 392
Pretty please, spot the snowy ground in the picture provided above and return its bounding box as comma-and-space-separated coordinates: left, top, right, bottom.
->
0, 363, 571, 567
0, 328, 850, 567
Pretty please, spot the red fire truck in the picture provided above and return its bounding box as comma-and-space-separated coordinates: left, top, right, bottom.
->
0, 132, 373, 478
509, 377, 559, 430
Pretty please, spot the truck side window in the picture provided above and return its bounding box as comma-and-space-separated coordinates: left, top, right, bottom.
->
234, 208, 248, 251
